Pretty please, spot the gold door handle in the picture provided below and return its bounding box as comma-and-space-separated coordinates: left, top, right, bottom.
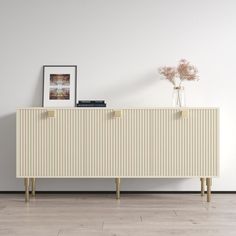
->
47, 110, 55, 118
181, 109, 188, 118
113, 110, 122, 118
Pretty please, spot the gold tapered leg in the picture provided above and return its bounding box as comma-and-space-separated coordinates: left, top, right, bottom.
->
115, 178, 121, 200
206, 178, 212, 202
24, 178, 30, 202
200, 178, 205, 196
31, 178, 36, 197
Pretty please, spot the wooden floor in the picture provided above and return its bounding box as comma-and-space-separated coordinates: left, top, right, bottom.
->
0, 193, 236, 236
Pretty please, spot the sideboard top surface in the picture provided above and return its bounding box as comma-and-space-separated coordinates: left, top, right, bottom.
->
17, 107, 219, 110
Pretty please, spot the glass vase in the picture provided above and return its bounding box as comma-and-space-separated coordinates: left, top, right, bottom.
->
172, 86, 185, 107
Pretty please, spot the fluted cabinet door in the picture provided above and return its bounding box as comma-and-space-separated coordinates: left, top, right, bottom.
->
17, 109, 86, 177
150, 109, 219, 177
77, 109, 150, 177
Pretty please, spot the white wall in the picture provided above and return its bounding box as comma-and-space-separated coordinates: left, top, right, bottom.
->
0, 0, 236, 191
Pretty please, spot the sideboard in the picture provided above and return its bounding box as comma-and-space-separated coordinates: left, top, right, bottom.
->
16, 108, 219, 202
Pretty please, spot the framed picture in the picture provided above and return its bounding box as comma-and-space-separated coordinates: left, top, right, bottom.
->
43, 65, 77, 107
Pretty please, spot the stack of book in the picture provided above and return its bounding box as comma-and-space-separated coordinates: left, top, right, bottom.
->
77, 100, 106, 107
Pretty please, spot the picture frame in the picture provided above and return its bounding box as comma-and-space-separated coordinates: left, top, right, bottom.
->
43, 65, 77, 107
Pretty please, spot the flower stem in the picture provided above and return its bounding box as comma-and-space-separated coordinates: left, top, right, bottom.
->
177, 89, 182, 107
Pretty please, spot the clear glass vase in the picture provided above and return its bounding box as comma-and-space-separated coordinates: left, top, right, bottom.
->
172, 86, 185, 107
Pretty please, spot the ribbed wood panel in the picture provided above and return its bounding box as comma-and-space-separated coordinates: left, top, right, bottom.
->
16, 108, 219, 178
150, 109, 219, 177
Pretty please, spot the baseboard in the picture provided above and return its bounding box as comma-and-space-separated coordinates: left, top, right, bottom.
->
0, 191, 236, 194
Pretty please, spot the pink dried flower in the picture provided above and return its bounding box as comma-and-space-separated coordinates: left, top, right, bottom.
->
159, 66, 177, 86
177, 59, 199, 81
159, 59, 199, 87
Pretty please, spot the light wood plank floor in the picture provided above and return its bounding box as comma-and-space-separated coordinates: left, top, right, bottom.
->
0, 194, 236, 236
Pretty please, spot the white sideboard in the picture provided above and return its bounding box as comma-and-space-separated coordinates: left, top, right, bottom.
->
16, 108, 219, 202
